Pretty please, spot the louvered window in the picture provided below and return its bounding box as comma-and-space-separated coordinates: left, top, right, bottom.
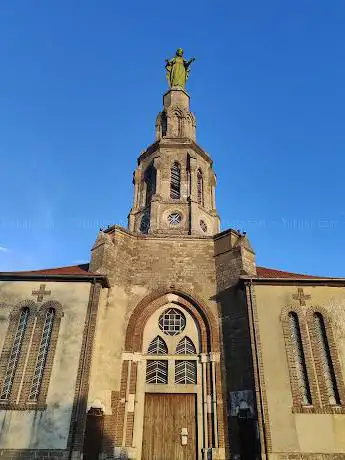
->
170, 162, 181, 199
0, 307, 29, 400
145, 164, 156, 206
289, 312, 312, 405
147, 336, 168, 355
314, 313, 340, 405
146, 360, 168, 384
176, 337, 196, 355
197, 169, 204, 206
29, 308, 55, 400
175, 360, 197, 384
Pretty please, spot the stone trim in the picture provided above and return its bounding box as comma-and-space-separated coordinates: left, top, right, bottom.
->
245, 283, 272, 453
67, 282, 102, 456
306, 306, 345, 413
281, 305, 320, 413
19, 301, 64, 408
0, 300, 36, 409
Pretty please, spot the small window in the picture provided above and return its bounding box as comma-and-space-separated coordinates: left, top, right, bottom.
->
170, 162, 181, 199
175, 360, 197, 384
146, 360, 168, 384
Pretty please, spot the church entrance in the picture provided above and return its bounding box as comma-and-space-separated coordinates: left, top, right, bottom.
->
142, 393, 197, 460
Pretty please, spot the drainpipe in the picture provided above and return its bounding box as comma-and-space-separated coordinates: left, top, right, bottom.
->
246, 279, 269, 460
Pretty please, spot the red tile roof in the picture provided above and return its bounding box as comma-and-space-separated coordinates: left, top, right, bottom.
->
256, 266, 328, 279
0, 263, 100, 276
0, 263, 336, 281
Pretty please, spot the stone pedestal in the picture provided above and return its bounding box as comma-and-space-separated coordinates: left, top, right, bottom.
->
163, 87, 190, 111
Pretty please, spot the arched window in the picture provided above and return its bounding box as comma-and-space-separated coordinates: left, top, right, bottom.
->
313, 313, 340, 405
289, 312, 312, 405
0, 307, 30, 400
197, 169, 204, 206
147, 336, 168, 355
145, 164, 156, 206
176, 337, 196, 354
29, 308, 55, 401
146, 336, 168, 384
170, 162, 181, 199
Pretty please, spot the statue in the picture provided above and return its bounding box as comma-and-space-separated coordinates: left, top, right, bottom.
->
165, 48, 195, 89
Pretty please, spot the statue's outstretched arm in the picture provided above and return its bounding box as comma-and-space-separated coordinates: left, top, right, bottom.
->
186, 57, 196, 67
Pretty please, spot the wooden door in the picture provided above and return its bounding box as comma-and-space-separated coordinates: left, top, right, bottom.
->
142, 393, 197, 460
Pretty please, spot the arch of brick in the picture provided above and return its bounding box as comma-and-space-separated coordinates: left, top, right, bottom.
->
125, 288, 220, 353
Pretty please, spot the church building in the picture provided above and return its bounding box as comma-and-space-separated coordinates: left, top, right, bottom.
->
1, 51, 345, 460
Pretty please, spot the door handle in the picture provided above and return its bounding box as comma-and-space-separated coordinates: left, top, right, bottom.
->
181, 427, 188, 445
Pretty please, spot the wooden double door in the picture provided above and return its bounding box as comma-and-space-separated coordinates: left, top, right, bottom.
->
142, 393, 197, 460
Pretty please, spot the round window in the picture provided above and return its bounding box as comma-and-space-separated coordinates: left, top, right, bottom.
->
200, 220, 208, 233
159, 308, 186, 336
168, 212, 182, 225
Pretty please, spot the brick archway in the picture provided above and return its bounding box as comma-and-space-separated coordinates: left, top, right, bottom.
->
124, 289, 219, 353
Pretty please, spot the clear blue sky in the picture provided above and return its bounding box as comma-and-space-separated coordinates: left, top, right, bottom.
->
1, 0, 345, 276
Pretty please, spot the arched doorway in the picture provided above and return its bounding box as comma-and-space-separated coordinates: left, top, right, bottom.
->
117, 291, 226, 460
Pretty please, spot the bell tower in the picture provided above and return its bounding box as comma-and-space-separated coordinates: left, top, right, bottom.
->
128, 86, 220, 236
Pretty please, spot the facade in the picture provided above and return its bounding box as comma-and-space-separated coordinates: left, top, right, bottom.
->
0, 83, 345, 460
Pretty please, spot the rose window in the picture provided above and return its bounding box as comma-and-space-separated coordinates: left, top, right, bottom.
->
167, 212, 182, 225
159, 308, 186, 336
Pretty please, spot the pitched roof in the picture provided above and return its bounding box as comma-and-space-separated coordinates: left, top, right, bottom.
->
13, 263, 93, 276
256, 266, 328, 280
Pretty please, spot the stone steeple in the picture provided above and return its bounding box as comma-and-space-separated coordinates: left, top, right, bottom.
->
128, 87, 220, 236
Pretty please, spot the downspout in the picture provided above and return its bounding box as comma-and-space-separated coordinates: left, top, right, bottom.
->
69, 277, 97, 460
246, 278, 269, 460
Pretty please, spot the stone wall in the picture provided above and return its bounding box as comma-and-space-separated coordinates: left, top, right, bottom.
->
253, 283, 345, 456
0, 280, 91, 452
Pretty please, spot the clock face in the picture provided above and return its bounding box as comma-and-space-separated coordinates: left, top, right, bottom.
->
168, 212, 182, 225
200, 220, 207, 233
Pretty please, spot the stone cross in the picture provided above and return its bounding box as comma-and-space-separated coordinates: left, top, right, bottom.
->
292, 287, 310, 306
32, 284, 51, 302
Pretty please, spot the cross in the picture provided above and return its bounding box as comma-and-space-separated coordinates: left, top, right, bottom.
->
32, 284, 51, 302
292, 287, 310, 306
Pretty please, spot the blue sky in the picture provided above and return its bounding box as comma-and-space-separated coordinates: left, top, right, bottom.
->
0, 0, 345, 276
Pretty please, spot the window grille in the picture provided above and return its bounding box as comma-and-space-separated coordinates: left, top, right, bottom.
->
146, 360, 168, 384
176, 337, 196, 355
289, 312, 312, 405
0, 307, 29, 400
197, 169, 204, 206
29, 308, 55, 401
314, 313, 340, 405
175, 360, 197, 384
147, 336, 168, 355
170, 162, 181, 199
159, 308, 186, 336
